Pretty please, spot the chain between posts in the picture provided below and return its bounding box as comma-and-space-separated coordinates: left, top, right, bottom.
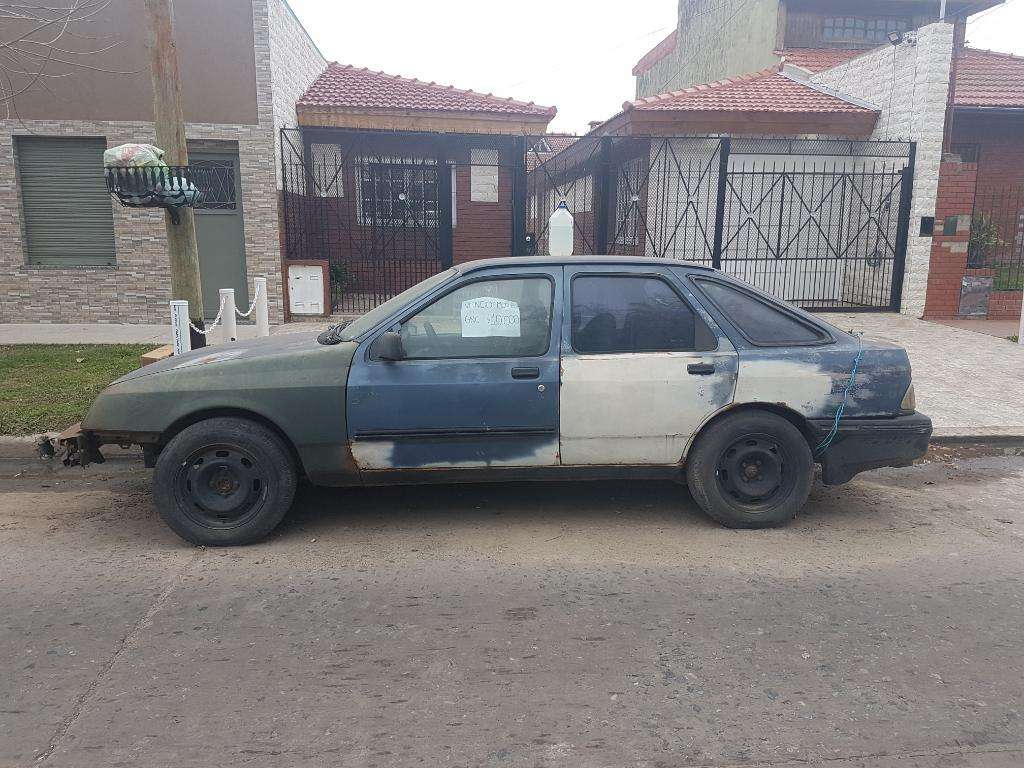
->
188, 292, 227, 336
234, 281, 262, 318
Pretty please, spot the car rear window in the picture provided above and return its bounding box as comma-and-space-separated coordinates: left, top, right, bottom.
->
693, 279, 828, 345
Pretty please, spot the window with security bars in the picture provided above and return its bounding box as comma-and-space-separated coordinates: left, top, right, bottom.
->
189, 157, 237, 210
356, 157, 456, 227
823, 16, 907, 44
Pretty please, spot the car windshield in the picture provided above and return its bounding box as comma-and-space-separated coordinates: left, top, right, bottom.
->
332, 268, 458, 341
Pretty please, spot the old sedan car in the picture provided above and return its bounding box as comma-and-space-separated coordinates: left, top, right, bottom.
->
61, 256, 931, 545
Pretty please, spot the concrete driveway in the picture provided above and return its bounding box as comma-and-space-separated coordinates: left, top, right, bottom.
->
2, 447, 1024, 768
827, 313, 1024, 438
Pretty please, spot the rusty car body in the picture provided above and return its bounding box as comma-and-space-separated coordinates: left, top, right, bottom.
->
62, 256, 931, 545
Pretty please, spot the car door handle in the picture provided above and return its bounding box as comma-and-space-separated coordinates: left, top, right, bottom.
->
511, 366, 540, 380
687, 363, 716, 376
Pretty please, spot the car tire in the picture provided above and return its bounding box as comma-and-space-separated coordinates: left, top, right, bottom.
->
685, 411, 813, 529
153, 417, 297, 546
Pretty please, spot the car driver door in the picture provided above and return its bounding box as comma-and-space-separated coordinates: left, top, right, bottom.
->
346, 268, 562, 474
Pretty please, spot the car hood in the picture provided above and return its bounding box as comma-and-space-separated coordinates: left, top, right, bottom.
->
116, 332, 324, 383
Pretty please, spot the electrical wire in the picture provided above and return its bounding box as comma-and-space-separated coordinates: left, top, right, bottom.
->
814, 334, 864, 456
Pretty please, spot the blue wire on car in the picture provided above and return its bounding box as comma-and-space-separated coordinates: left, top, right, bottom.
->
814, 334, 864, 457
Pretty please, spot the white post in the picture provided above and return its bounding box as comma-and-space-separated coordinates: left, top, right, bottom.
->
170, 300, 191, 355
1017, 290, 1023, 345
254, 276, 270, 337
220, 288, 237, 343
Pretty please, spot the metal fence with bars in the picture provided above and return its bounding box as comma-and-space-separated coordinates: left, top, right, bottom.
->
282, 128, 915, 314
969, 184, 1024, 296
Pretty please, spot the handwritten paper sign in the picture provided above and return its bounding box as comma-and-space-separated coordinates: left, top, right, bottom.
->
461, 296, 520, 338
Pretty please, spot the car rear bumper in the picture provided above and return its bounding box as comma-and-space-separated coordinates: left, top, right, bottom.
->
811, 412, 932, 485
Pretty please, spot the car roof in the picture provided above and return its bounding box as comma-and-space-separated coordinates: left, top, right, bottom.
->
456, 255, 716, 273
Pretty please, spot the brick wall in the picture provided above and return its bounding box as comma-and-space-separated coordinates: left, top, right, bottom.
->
952, 112, 1024, 194
923, 111, 1024, 321
812, 22, 955, 318
922, 160, 976, 318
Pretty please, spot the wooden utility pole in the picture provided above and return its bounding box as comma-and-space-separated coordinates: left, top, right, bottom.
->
144, 0, 206, 348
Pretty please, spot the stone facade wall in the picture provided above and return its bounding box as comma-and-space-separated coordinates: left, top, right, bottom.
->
812, 22, 955, 317
268, 0, 327, 188
0, 0, 328, 325
0, 120, 281, 324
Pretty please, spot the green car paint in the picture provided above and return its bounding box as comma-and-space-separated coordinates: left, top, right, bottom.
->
82, 333, 360, 485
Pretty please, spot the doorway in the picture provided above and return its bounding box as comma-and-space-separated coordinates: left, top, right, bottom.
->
192, 151, 247, 317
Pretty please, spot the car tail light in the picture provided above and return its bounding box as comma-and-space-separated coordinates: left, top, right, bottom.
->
901, 383, 916, 412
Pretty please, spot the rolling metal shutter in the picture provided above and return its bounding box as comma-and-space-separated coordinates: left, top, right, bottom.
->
16, 136, 116, 266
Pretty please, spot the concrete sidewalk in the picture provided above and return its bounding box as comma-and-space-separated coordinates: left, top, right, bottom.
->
3, 314, 1023, 439
827, 313, 1024, 439
0, 321, 325, 345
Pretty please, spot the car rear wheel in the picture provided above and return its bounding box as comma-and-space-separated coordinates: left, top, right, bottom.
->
153, 417, 297, 546
685, 411, 812, 528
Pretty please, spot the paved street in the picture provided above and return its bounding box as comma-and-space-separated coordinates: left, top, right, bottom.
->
2, 448, 1024, 767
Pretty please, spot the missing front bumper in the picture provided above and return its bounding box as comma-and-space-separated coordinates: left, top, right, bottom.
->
52, 423, 105, 467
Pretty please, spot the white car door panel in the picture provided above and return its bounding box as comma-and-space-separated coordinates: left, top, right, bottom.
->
558, 268, 737, 466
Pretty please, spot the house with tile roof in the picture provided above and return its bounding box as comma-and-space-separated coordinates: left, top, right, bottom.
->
623, 1, 1024, 321
281, 64, 556, 313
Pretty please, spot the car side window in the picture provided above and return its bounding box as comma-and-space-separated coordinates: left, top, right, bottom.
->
694, 279, 828, 345
397, 277, 553, 359
571, 275, 716, 354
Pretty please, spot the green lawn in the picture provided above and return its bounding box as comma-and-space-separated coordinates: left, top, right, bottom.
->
0, 344, 151, 436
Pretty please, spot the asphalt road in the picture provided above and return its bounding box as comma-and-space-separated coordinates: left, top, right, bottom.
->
1, 447, 1023, 768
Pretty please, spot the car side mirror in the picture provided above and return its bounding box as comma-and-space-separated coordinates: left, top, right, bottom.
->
374, 330, 405, 361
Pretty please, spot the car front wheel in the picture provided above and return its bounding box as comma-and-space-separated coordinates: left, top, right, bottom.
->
685, 411, 813, 528
153, 417, 297, 546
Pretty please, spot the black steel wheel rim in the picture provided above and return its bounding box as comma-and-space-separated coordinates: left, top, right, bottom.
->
174, 443, 268, 529
715, 432, 793, 511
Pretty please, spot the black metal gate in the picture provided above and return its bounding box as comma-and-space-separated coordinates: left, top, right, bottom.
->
524, 135, 915, 311
281, 128, 449, 313
282, 129, 915, 313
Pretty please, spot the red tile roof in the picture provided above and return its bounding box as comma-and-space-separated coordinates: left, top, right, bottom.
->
777, 45, 1024, 109
953, 48, 1024, 108
624, 67, 876, 114
299, 63, 556, 118
775, 48, 865, 73
632, 30, 678, 76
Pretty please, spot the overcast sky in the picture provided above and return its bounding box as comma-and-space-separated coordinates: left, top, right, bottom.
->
287, 0, 1023, 135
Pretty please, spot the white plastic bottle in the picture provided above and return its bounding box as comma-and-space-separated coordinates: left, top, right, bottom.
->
548, 201, 574, 257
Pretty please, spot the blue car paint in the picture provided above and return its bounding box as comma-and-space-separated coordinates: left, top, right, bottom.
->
674, 267, 914, 420
345, 266, 563, 469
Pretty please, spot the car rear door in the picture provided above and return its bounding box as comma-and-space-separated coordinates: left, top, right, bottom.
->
559, 265, 737, 465
346, 267, 562, 472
